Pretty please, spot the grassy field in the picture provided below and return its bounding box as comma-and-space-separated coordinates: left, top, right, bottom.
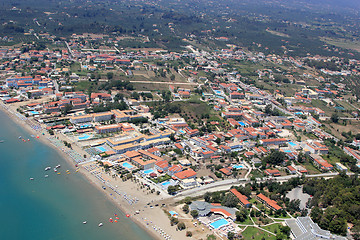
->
301, 162, 321, 175
241, 226, 277, 240
321, 37, 360, 53
262, 223, 284, 233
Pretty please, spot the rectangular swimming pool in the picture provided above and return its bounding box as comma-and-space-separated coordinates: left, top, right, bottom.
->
122, 162, 135, 170
210, 219, 229, 229
96, 146, 107, 152
288, 142, 297, 147
143, 169, 154, 174
78, 134, 91, 140
161, 181, 171, 186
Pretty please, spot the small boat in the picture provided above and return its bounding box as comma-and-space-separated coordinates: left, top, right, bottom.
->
114, 220, 118, 223
57, 172, 61, 175
27, 139, 30, 141
54, 168, 57, 172
102, 186, 106, 190
67, 172, 70, 174
0, 140, 4, 143
98, 223, 103, 227
45, 175, 48, 178
126, 214, 130, 218
30, 178, 34, 180
83, 221, 87, 224
45, 167, 51, 171
19, 136, 22, 139
109, 218, 113, 223
56, 165, 61, 168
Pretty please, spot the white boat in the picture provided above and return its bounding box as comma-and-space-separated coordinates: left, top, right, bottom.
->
54, 168, 57, 172
83, 221, 87, 224
45, 167, 51, 171
30, 178, 34, 180
45, 175, 48, 178
0, 140, 4, 143
98, 223, 103, 227
56, 165, 61, 168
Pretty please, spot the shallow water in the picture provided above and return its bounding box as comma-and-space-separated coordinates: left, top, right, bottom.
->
0, 110, 153, 240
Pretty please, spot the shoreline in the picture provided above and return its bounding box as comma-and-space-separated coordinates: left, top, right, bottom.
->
0, 104, 169, 240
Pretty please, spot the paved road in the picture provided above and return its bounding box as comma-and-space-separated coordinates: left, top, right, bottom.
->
129, 80, 199, 86
173, 172, 344, 200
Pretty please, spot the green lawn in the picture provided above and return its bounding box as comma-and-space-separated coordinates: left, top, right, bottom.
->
301, 162, 321, 174
241, 226, 277, 240
262, 223, 283, 233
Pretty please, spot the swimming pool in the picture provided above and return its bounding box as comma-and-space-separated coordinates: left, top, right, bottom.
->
122, 162, 135, 170
143, 169, 154, 174
288, 142, 297, 147
210, 219, 229, 229
283, 150, 292, 153
179, 130, 185, 134
80, 124, 92, 129
78, 134, 91, 140
161, 181, 171, 186
30, 111, 39, 115
238, 121, 246, 126
96, 146, 107, 152
232, 165, 246, 169
214, 90, 222, 95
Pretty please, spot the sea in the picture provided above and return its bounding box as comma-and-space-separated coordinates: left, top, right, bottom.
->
0, 110, 154, 240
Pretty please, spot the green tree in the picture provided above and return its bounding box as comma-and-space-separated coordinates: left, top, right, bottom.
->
177, 222, 186, 230
227, 231, 235, 240
107, 72, 114, 80
190, 210, 198, 218
182, 204, 189, 213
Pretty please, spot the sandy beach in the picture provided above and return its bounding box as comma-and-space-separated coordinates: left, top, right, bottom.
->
0, 101, 213, 240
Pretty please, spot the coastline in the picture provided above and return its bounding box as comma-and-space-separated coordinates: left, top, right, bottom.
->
0, 103, 176, 240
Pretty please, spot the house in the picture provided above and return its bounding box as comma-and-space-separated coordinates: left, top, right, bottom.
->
312, 156, 333, 171
174, 169, 197, 180
260, 138, 289, 146
230, 189, 251, 208
265, 169, 281, 177
256, 193, 282, 211
95, 124, 122, 134
286, 166, 297, 174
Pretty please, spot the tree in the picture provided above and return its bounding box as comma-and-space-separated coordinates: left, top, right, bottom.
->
107, 72, 114, 80
177, 222, 186, 230
263, 150, 286, 166
182, 204, 189, 213
331, 113, 339, 123
170, 74, 175, 81
204, 192, 211, 202
227, 231, 235, 240
222, 193, 239, 208
131, 92, 140, 100
186, 231, 192, 237
168, 186, 177, 195
190, 210, 198, 218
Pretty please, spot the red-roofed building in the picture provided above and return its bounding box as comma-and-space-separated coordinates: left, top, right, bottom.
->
256, 193, 282, 211
264, 169, 281, 177
230, 189, 251, 208
174, 169, 197, 180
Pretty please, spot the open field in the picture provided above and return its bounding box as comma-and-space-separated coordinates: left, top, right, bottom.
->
321, 37, 360, 53
241, 226, 277, 240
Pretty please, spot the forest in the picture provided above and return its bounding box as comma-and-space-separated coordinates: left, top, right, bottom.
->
304, 173, 360, 238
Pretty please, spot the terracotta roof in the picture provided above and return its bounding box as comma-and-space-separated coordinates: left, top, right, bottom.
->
174, 169, 197, 180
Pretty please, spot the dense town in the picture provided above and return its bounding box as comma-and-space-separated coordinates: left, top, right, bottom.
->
1, 32, 359, 240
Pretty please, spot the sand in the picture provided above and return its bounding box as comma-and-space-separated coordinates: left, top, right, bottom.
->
0, 101, 207, 240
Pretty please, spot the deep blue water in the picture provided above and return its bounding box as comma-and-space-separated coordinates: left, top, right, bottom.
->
0, 110, 153, 240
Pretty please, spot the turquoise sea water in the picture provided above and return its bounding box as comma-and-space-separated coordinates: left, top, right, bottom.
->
0, 111, 153, 240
